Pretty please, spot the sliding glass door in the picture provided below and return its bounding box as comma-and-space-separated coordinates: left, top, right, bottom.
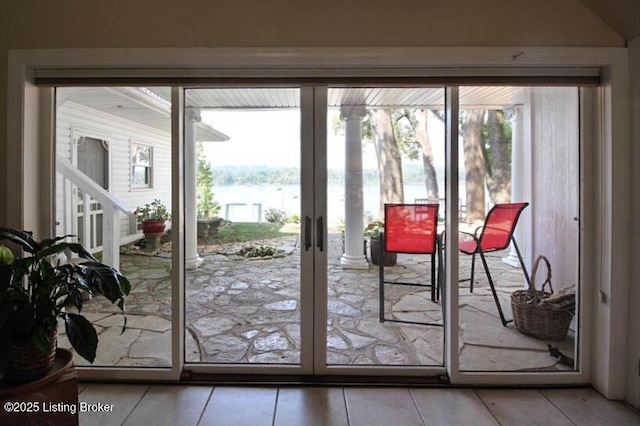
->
456, 86, 581, 375
53, 82, 586, 382
55, 86, 173, 369
182, 87, 315, 373
323, 87, 447, 371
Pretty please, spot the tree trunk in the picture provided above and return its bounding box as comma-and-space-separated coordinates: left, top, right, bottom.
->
406, 109, 439, 201
484, 110, 511, 204
370, 109, 404, 217
461, 110, 486, 223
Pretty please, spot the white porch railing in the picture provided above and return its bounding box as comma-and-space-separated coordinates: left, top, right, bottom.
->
57, 156, 134, 269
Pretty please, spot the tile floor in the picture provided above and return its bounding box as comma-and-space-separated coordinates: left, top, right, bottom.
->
77, 383, 640, 426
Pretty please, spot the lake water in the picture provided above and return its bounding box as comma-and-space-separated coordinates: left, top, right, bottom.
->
213, 183, 461, 226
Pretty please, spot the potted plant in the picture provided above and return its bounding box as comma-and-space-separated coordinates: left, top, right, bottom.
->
136, 198, 171, 237
364, 221, 397, 266
0, 228, 130, 386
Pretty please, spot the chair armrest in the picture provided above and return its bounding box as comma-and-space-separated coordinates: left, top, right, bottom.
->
459, 230, 478, 242
473, 226, 484, 239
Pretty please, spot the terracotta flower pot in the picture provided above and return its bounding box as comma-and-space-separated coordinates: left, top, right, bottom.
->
5, 329, 57, 386
141, 219, 166, 237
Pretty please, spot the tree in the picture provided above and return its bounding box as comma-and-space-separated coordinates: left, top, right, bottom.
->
196, 142, 220, 218
461, 110, 486, 222
401, 109, 439, 201
483, 110, 512, 204
369, 109, 404, 217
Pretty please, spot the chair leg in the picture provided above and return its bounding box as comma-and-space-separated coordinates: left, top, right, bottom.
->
378, 232, 443, 327
379, 236, 385, 323
437, 237, 444, 302
511, 236, 531, 286
478, 250, 512, 327
430, 252, 436, 302
469, 252, 476, 293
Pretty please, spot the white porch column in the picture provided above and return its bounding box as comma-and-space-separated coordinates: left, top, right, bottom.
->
185, 107, 203, 269
503, 104, 526, 268
340, 106, 369, 269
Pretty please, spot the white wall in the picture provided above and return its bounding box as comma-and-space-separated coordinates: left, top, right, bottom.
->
56, 101, 172, 241
627, 36, 640, 409
529, 88, 580, 290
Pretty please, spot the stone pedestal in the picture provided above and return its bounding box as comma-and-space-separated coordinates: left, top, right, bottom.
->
197, 217, 224, 239
144, 235, 162, 252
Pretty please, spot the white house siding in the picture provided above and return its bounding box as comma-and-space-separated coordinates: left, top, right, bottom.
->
55, 101, 172, 245
529, 87, 580, 292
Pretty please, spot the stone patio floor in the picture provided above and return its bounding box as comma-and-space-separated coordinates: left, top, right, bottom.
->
59, 233, 576, 373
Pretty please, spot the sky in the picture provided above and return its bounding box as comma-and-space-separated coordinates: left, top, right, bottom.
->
201, 109, 301, 167
200, 108, 446, 169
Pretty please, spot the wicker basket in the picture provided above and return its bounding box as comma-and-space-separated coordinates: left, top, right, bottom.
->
511, 255, 574, 341
5, 329, 57, 385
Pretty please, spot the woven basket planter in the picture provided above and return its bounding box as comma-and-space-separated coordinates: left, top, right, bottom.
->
511, 255, 574, 341
5, 329, 57, 386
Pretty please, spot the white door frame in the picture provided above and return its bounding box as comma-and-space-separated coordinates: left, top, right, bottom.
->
6, 47, 629, 397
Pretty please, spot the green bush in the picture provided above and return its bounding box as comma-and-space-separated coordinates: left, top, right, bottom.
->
265, 208, 287, 224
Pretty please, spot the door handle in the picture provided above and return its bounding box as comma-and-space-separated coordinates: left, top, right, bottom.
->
305, 216, 312, 251
316, 216, 324, 252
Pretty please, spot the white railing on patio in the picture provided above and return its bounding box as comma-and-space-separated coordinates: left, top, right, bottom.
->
224, 203, 263, 223
57, 156, 134, 269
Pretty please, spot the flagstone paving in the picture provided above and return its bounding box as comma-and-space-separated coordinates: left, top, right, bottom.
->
59, 233, 575, 372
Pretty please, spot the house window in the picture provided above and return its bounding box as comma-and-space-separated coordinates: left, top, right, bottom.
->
131, 143, 152, 188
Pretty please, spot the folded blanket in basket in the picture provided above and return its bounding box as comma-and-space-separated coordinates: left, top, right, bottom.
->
540, 290, 575, 312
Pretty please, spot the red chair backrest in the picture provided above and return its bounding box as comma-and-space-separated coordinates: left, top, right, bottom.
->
384, 203, 439, 254
478, 202, 529, 251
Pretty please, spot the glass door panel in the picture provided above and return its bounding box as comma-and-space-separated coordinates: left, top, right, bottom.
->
184, 88, 303, 365
457, 86, 580, 372
325, 87, 447, 367
55, 86, 173, 368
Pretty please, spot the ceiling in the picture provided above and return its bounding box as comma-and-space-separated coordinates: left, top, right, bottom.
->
59, 86, 524, 141
178, 87, 523, 110
578, 0, 640, 40
57, 87, 230, 142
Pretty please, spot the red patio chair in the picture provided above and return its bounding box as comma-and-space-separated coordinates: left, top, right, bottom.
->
459, 202, 531, 326
379, 203, 442, 326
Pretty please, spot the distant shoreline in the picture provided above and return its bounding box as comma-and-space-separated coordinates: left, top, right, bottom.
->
212, 182, 459, 225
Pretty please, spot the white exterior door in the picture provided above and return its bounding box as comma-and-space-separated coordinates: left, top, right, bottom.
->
76, 136, 109, 250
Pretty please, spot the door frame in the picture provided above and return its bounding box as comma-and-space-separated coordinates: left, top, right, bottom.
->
7, 47, 629, 395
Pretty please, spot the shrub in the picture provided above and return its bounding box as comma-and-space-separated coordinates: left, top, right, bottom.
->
265, 208, 287, 224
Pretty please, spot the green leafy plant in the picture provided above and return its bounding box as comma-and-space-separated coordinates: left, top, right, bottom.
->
244, 244, 278, 258
136, 198, 171, 222
0, 228, 130, 381
364, 220, 384, 239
